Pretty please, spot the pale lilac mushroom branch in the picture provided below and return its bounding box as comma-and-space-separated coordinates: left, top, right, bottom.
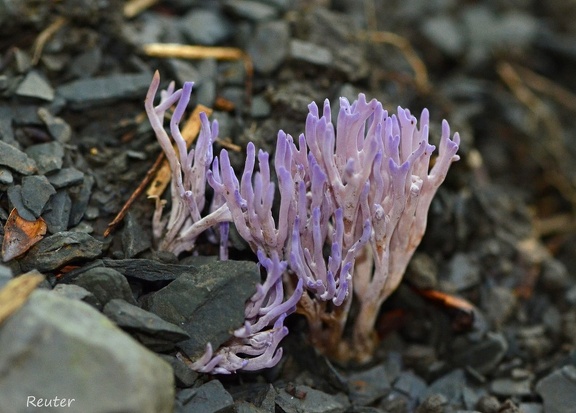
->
144, 71, 231, 256
145, 72, 302, 374
279, 95, 460, 362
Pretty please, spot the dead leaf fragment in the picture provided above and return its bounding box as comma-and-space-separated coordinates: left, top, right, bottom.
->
0, 271, 45, 325
2, 208, 47, 262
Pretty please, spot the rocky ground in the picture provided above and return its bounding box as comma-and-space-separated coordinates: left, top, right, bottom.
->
1, 0, 576, 412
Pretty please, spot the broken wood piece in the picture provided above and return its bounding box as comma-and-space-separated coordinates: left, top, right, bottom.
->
0, 271, 45, 325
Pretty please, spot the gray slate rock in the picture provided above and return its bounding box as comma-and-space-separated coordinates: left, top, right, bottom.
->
348, 365, 392, 406
490, 376, 532, 397
177, 380, 234, 413
7, 185, 36, 221
0, 167, 14, 184
68, 173, 94, 226
289, 39, 333, 66
72, 267, 138, 307
449, 331, 508, 375
392, 371, 427, 406
43, 190, 72, 233
143, 260, 259, 359
440, 252, 480, 292
224, 0, 279, 22
21, 175, 56, 218
0, 264, 12, 289
276, 385, 350, 413
159, 354, 199, 388
19, 231, 103, 272
51, 283, 100, 309
0, 290, 174, 413
179, 8, 233, 46
102, 257, 196, 282
235, 400, 269, 413
15, 70, 55, 101
103, 298, 189, 351
536, 365, 576, 413
25, 141, 64, 175
57, 72, 152, 109
421, 15, 465, 57
0, 140, 37, 175
405, 252, 438, 290
121, 212, 152, 258
37, 107, 72, 143
425, 369, 466, 405
248, 20, 290, 74
47, 167, 85, 189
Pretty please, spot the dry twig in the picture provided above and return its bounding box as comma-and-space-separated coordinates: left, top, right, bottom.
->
124, 0, 159, 18
32, 16, 68, 65
356, 31, 431, 94
104, 104, 212, 237
142, 43, 254, 106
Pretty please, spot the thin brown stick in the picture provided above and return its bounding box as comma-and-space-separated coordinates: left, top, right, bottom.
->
124, 0, 159, 19
103, 150, 165, 237
497, 61, 576, 209
356, 31, 430, 94
142, 43, 254, 108
513, 64, 576, 113
104, 104, 212, 237
32, 16, 68, 65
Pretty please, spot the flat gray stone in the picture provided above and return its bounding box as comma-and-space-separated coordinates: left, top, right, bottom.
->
121, 212, 152, 258
21, 175, 56, 218
490, 377, 533, 397
143, 260, 259, 359
348, 365, 392, 406
37, 107, 72, 143
7, 184, 36, 221
68, 174, 94, 226
0, 290, 174, 412
536, 365, 576, 413
425, 369, 466, 404
393, 371, 427, 402
15, 70, 55, 101
0, 167, 13, 184
43, 189, 72, 233
289, 39, 333, 66
0, 140, 37, 175
101, 257, 197, 282
104, 299, 189, 351
440, 252, 480, 292
421, 15, 465, 57
159, 354, 199, 388
25, 141, 65, 174
177, 380, 234, 413
0, 264, 12, 289
276, 385, 349, 413
52, 283, 100, 309
178, 8, 232, 46
248, 20, 290, 74
19, 231, 103, 272
57, 72, 152, 109
47, 167, 85, 189
72, 267, 138, 307
224, 0, 278, 22
449, 331, 508, 375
